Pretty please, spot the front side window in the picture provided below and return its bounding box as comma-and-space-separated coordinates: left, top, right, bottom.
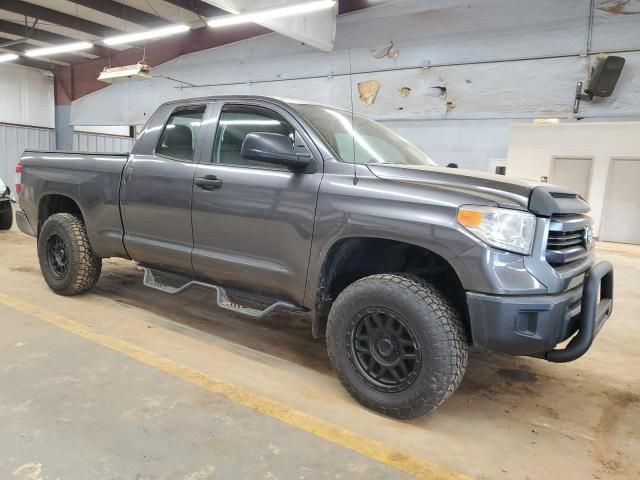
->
156, 105, 206, 161
212, 105, 294, 170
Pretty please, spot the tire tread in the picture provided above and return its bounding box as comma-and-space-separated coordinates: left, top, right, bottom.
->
326, 273, 468, 419
38, 213, 101, 296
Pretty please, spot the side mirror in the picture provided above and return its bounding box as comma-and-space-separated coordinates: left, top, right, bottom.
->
241, 132, 313, 172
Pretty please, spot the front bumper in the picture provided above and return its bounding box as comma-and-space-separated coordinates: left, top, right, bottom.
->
467, 261, 614, 361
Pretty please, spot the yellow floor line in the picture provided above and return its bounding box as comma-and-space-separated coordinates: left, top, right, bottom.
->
0, 293, 470, 480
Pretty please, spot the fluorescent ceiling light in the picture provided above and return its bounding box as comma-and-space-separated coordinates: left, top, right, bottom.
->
104, 24, 190, 46
0, 53, 19, 62
208, 0, 336, 28
97, 63, 152, 84
26, 42, 92, 57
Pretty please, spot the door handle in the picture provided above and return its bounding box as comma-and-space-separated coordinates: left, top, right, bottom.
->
195, 175, 223, 190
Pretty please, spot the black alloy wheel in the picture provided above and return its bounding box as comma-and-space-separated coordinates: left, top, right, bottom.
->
37, 213, 102, 296
348, 307, 422, 393
46, 233, 70, 279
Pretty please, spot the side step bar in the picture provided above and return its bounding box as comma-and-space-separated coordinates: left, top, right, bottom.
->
139, 267, 302, 319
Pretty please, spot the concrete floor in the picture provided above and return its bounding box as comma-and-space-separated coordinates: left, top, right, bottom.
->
0, 213, 638, 480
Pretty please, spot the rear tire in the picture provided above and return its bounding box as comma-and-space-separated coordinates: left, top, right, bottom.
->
326, 273, 468, 419
38, 213, 102, 296
0, 202, 12, 230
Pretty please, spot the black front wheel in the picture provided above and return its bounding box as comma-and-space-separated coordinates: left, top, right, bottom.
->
37, 213, 102, 296
326, 274, 468, 419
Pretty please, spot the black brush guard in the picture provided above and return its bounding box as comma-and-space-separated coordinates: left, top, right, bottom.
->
545, 261, 614, 363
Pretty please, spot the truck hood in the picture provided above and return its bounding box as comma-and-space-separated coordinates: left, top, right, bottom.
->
367, 164, 590, 216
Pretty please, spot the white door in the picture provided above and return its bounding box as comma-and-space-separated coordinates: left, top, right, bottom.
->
551, 157, 593, 201
601, 158, 640, 244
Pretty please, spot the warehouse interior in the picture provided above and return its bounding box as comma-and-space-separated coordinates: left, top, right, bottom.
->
0, 1, 639, 479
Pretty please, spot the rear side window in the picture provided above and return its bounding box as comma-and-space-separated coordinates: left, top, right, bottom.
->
212, 105, 294, 170
156, 105, 206, 161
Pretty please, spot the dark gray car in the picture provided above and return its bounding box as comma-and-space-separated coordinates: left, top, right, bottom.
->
15, 96, 614, 419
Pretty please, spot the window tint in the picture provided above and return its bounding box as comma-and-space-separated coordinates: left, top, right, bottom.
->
156, 105, 206, 161
212, 106, 294, 170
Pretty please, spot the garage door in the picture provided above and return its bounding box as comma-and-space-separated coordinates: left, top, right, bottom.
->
551, 157, 593, 201
601, 158, 640, 244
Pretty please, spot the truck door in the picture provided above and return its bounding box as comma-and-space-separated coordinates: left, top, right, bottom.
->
120, 103, 209, 275
191, 102, 323, 304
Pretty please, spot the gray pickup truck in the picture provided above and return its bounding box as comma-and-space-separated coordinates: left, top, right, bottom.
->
15, 96, 613, 419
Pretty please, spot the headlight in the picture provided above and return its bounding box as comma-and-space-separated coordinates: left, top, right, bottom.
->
457, 205, 536, 255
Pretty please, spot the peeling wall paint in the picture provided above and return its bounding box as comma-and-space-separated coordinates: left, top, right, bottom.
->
357, 80, 380, 106
597, 0, 640, 15
70, 0, 640, 170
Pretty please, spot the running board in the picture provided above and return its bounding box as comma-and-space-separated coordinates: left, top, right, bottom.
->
138, 267, 302, 319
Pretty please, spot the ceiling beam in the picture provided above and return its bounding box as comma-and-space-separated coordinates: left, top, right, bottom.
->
6, 54, 57, 70
67, 0, 170, 28
0, 35, 92, 65
0, 35, 30, 50
0, 19, 110, 57
161, 0, 225, 19
339, 0, 374, 14
0, 0, 123, 38
0, 19, 75, 44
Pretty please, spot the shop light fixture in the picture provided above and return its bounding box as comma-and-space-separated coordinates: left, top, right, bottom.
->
25, 42, 93, 57
104, 24, 191, 46
208, 0, 336, 28
98, 62, 151, 84
0, 53, 19, 62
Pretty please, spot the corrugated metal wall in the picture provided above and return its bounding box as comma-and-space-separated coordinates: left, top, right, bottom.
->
0, 123, 134, 191
0, 123, 54, 192
73, 131, 134, 154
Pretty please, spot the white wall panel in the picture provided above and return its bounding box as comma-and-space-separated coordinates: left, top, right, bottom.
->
75, 126, 131, 136
0, 63, 54, 128
506, 122, 640, 236
591, 1, 640, 52
70, 0, 640, 171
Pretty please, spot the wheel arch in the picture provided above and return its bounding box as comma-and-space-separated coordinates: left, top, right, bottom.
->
310, 236, 470, 341
37, 193, 84, 237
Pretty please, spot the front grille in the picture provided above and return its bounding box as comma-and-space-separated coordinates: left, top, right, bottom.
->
546, 215, 592, 267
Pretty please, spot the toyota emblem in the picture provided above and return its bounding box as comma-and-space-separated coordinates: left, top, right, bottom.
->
584, 225, 594, 249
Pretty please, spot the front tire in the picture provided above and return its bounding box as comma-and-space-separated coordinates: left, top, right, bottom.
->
37, 213, 102, 296
326, 274, 468, 419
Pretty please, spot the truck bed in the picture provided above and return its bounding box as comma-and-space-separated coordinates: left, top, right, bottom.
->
18, 150, 130, 259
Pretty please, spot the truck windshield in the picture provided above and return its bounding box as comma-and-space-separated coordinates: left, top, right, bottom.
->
295, 104, 436, 166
